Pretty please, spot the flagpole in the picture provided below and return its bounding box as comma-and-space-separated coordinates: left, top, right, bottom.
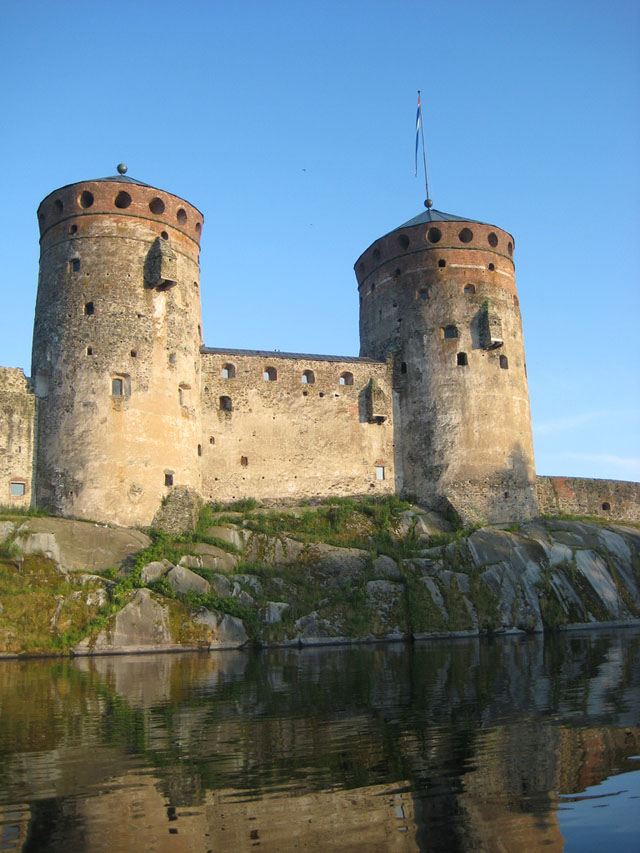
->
418, 90, 433, 209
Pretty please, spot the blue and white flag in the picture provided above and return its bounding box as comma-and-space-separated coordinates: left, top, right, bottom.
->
415, 93, 422, 176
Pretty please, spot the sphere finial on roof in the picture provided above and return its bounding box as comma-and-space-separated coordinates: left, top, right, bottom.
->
117, 163, 127, 175
424, 198, 433, 209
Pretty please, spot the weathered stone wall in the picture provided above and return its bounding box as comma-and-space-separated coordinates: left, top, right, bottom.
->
0, 368, 35, 509
356, 218, 537, 524
32, 179, 204, 527
199, 349, 395, 503
536, 476, 640, 523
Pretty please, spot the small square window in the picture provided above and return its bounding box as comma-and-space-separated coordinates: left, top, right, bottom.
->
10, 482, 26, 496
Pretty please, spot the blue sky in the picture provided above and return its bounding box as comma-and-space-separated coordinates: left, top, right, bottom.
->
1, 0, 638, 482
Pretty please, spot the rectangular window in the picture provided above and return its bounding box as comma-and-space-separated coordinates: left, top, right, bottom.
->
164, 473, 174, 487
70, 258, 80, 272
111, 378, 124, 396
376, 466, 385, 481
10, 482, 26, 496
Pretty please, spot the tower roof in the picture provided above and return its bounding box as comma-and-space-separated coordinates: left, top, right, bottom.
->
394, 207, 488, 230
90, 173, 152, 186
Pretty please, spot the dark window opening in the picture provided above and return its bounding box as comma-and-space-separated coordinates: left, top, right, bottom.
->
302, 370, 315, 384
488, 232, 498, 248
264, 366, 277, 381
459, 227, 473, 243
222, 363, 236, 379
70, 259, 80, 273
463, 284, 475, 295
438, 259, 446, 268
499, 355, 509, 369
418, 288, 429, 300
86, 347, 93, 356
427, 227, 441, 243
240, 456, 248, 467
111, 378, 124, 396
165, 473, 174, 487
400, 362, 407, 374
130, 350, 137, 358
84, 301, 94, 315
161, 230, 169, 240
602, 502, 610, 511
488, 263, 495, 271
114, 191, 131, 209
443, 325, 458, 339
79, 190, 94, 209
177, 208, 188, 225
370, 283, 376, 293
209, 436, 215, 445
339, 372, 354, 386
398, 234, 410, 249
149, 197, 165, 215
219, 395, 232, 412
457, 352, 468, 366
507, 241, 513, 255
394, 268, 402, 278
70, 224, 78, 235
197, 444, 202, 456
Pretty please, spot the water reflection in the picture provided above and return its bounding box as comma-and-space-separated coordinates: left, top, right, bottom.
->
0, 629, 638, 851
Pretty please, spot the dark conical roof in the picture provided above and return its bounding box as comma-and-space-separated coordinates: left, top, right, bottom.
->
395, 208, 488, 230
91, 174, 151, 186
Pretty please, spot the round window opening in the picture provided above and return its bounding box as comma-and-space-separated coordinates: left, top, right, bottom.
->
427, 227, 441, 244
507, 241, 513, 255
161, 231, 169, 240
114, 191, 132, 209
177, 208, 188, 225
487, 232, 498, 248
459, 227, 473, 243
149, 197, 165, 215
79, 191, 94, 209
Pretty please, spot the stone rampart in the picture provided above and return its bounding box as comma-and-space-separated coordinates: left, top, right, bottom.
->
0, 368, 35, 509
536, 476, 640, 523
199, 348, 395, 503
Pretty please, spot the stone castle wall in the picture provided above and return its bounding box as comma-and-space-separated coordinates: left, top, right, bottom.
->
199, 349, 395, 503
0, 368, 35, 509
536, 476, 640, 523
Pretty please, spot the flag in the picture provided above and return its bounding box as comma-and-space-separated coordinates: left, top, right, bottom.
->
415, 93, 422, 176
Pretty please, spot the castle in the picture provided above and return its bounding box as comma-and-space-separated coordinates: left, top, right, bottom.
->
1, 167, 637, 527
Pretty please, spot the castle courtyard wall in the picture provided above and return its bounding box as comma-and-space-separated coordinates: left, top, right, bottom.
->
199, 349, 395, 503
0, 368, 35, 509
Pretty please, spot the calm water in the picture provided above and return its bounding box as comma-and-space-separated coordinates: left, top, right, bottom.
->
0, 630, 639, 852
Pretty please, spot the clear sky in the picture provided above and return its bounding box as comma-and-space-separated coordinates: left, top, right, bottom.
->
1, 0, 638, 482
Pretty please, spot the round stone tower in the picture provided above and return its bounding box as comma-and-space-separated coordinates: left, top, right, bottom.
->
32, 167, 204, 527
355, 208, 537, 524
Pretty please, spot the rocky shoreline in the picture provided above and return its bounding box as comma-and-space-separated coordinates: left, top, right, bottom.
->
1, 502, 639, 657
